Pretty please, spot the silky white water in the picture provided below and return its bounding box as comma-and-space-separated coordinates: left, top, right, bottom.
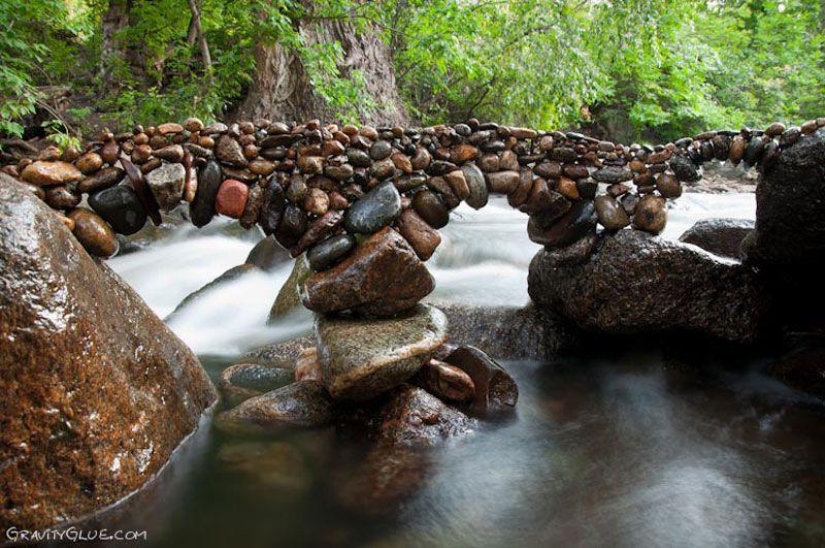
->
109, 193, 756, 356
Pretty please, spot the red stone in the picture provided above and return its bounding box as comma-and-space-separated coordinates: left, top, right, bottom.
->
215, 179, 249, 219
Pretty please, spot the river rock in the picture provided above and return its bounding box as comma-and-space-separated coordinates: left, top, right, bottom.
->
190, 160, 222, 227
528, 201, 597, 248
442, 346, 518, 415
315, 304, 448, 400
678, 218, 754, 260
145, 162, 185, 211
295, 347, 322, 382
68, 208, 119, 257
76, 152, 104, 174
670, 155, 701, 182
166, 264, 258, 321
218, 362, 295, 407
528, 229, 768, 343
215, 381, 334, 434
268, 255, 312, 322
307, 234, 356, 271
215, 135, 248, 167
632, 194, 667, 234
245, 235, 289, 271
301, 228, 436, 317
21, 161, 82, 186
592, 166, 632, 184
412, 190, 450, 229
0, 176, 216, 530
77, 166, 125, 194
369, 385, 474, 447
343, 180, 401, 234
370, 140, 393, 160
461, 163, 489, 209
395, 208, 442, 261
594, 194, 630, 230
44, 186, 81, 210
88, 184, 148, 235
486, 170, 520, 194
215, 179, 249, 219
274, 205, 308, 250
413, 359, 475, 403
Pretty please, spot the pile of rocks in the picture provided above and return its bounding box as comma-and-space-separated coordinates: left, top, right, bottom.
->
4, 117, 823, 266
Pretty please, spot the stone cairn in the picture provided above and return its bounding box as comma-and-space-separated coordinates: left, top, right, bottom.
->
3, 116, 824, 434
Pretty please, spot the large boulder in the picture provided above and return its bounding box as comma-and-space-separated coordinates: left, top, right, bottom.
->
752, 128, 825, 267
316, 304, 448, 400
749, 128, 825, 330
528, 230, 768, 343
0, 176, 216, 531
679, 218, 754, 260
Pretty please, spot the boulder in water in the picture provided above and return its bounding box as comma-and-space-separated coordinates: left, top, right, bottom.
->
0, 176, 216, 531
301, 227, 435, 317
679, 218, 754, 260
316, 304, 448, 401
528, 229, 768, 343
218, 362, 295, 407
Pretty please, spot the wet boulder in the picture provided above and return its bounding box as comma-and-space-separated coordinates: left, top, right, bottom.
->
0, 176, 216, 531
218, 362, 295, 407
316, 304, 448, 401
301, 227, 435, 317
679, 218, 754, 260
442, 346, 518, 415
528, 229, 768, 343
215, 381, 334, 434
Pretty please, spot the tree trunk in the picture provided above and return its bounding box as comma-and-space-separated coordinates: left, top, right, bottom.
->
99, 0, 146, 87
234, 17, 408, 126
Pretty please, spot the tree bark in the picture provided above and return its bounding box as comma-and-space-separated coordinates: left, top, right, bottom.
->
99, 0, 146, 87
234, 16, 407, 126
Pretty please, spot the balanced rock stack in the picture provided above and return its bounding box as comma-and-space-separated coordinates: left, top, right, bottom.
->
4, 117, 823, 265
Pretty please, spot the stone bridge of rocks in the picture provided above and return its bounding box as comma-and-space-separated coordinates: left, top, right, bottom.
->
3, 116, 824, 321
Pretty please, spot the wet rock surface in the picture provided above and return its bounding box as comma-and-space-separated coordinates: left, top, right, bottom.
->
679, 218, 754, 260
528, 230, 768, 343
218, 362, 295, 407
301, 227, 435, 317
216, 381, 334, 434
0, 177, 216, 531
442, 346, 519, 415
316, 304, 448, 401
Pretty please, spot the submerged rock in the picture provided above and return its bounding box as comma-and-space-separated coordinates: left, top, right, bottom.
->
166, 264, 258, 321
528, 229, 768, 343
218, 362, 295, 407
245, 235, 290, 271
316, 304, 448, 401
0, 176, 216, 531
442, 346, 518, 415
215, 381, 334, 434
301, 227, 435, 317
368, 384, 475, 447
679, 218, 754, 260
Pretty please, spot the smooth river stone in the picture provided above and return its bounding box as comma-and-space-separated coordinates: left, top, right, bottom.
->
443, 345, 518, 415
145, 162, 185, 211
290, 210, 344, 257
275, 205, 308, 250
215, 179, 249, 219
592, 166, 632, 184
76, 152, 104, 174
45, 186, 81, 210
218, 362, 295, 407
261, 178, 286, 235
301, 227, 436, 317
412, 190, 450, 229
594, 194, 630, 230
88, 185, 147, 235
460, 163, 489, 209
191, 160, 222, 227
307, 234, 356, 271
215, 135, 248, 167
632, 194, 667, 234
414, 359, 475, 403
656, 173, 682, 198
669, 155, 701, 182
21, 161, 83, 187
68, 208, 119, 257
395, 208, 442, 261
486, 170, 520, 194
369, 140, 393, 160
528, 200, 597, 248
77, 166, 125, 194
315, 304, 448, 400
216, 381, 334, 434
344, 180, 401, 234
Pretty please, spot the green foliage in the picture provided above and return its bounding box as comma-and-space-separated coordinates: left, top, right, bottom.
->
2, 0, 824, 141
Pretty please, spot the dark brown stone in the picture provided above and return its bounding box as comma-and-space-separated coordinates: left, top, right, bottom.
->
412, 190, 450, 229
0, 177, 216, 530
443, 346, 518, 415
301, 227, 435, 317
395, 208, 442, 261
68, 208, 119, 258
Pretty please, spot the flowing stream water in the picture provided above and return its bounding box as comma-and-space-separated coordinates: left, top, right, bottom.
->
104, 193, 825, 547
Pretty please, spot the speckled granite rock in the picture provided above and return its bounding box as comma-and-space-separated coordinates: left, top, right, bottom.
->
316, 304, 448, 400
